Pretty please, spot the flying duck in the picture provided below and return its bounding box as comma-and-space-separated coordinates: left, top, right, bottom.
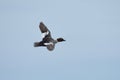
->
34, 22, 65, 51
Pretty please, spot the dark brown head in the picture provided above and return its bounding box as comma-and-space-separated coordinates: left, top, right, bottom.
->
57, 38, 66, 42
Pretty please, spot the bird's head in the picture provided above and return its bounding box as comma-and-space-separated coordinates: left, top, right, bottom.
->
57, 38, 66, 42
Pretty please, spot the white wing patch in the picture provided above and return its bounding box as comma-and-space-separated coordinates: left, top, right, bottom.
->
41, 31, 49, 38
44, 42, 53, 46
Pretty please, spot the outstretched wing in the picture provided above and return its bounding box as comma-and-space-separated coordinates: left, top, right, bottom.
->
39, 22, 51, 38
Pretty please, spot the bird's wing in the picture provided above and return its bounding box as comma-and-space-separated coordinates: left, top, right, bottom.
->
39, 22, 51, 38
46, 44, 55, 51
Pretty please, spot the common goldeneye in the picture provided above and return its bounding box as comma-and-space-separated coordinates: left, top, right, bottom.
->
34, 22, 65, 51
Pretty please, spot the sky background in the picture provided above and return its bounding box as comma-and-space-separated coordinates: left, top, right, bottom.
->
0, 0, 120, 80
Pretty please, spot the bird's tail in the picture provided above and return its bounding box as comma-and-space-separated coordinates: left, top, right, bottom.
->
34, 42, 40, 47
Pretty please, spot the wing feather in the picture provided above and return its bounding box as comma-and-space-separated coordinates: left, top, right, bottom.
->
46, 44, 55, 51
39, 22, 51, 38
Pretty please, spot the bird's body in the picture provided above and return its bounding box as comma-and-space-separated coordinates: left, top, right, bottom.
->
34, 22, 65, 51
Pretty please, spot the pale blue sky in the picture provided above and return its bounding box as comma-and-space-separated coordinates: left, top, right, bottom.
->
0, 0, 120, 80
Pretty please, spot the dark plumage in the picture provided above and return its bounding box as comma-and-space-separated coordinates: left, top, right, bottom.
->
34, 22, 65, 51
